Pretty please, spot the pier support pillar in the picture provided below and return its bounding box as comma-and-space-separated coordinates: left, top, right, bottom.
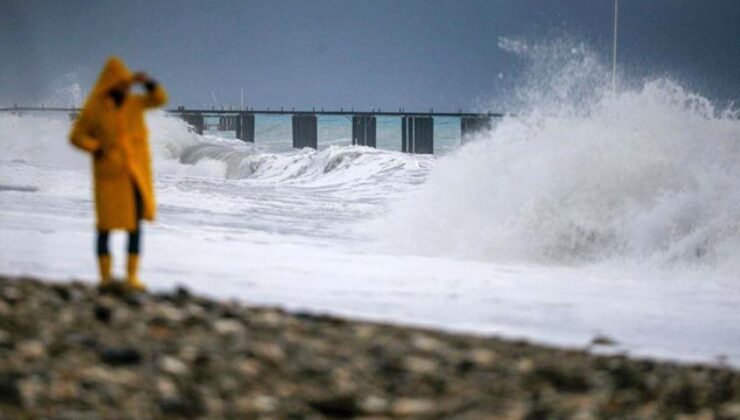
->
69, 112, 79, 121
236, 113, 255, 142
181, 113, 204, 135
292, 115, 317, 149
218, 115, 237, 131
352, 115, 376, 147
461, 116, 491, 144
402, 116, 433, 154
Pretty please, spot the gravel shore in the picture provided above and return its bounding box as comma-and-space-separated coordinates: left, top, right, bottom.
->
0, 276, 738, 419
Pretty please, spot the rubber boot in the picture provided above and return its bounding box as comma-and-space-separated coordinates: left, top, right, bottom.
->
98, 255, 112, 285
126, 254, 146, 292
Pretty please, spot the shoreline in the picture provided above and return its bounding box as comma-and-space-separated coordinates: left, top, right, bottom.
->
0, 276, 738, 418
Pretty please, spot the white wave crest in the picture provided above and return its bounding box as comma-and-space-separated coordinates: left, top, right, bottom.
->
374, 42, 740, 275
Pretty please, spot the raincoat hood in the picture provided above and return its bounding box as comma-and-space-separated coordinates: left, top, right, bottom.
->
92, 57, 133, 97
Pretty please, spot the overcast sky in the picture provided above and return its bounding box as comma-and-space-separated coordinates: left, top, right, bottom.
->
2, 0, 739, 111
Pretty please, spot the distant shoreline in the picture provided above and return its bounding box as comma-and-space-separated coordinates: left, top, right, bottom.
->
0, 276, 738, 418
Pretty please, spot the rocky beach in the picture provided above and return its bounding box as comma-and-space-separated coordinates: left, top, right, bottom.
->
0, 276, 738, 419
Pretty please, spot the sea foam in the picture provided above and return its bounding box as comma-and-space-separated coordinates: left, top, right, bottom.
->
374, 39, 740, 276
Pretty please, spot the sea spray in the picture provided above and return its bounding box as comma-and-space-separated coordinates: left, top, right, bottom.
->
373, 40, 740, 276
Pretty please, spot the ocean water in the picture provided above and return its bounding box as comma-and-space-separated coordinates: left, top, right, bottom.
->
1, 40, 739, 366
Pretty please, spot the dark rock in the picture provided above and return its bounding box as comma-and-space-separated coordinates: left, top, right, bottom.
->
0, 375, 22, 406
160, 396, 204, 418
295, 311, 343, 324
160, 385, 204, 417
123, 292, 147, 308
591, 334, 618, 346
66, 333, 98, 349
100, 346, 142, 366
526, 365, 591, 392
606, 360, 648, 392
94, 304, 112, 323
174, 285, 191, 300
97, 281, 128, 297
53, 285, 71, 301
308, 395, 361, 418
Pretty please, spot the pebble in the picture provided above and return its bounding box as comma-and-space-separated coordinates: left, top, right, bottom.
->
50, 378, 80, 401
238, 358, 261, 377
411, 333, 442, 352
403, 356, 438, 374
235, 394, 277, 414
156, 377, 178, 399
94, 303, 112, 323
0, 329, 11, 347
1, 285, 20, 304
391, 398, 436, 416
213, 318, 244, 335
255, 310, 284, 327
250, 342, 286, 363
0, 299, 10, 316
159, 356, 189, 376
720, 403, 740, 418
17, 340, 46, 361
18, 376, 43, 408
153, 304, 186, 323
100, 346, 142, 366
360, 395, 389, 414
469, 348, 499, 366
0, 376, 22, 405
309, 394, 361, 417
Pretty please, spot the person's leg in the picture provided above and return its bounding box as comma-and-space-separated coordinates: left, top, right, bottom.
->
97, 230, 112, 284
127, 228, 141, 255
126, 186, 145, 290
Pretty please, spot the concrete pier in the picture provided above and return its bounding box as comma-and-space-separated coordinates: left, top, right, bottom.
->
292, 115, 317, 149
352, 115, 376, 147
461, 116, 492, 143
3, 105, 506, 152
402, 116, 434, 154
235, 113, 255, 142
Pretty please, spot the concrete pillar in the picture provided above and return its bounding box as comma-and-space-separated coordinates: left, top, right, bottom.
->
69, 112, 79, 121
352, 115, 376, 147
292, 115, 317, 149
181, 113, 204, 135
402, 116, 433, 154
460, 116, 491, 144
236, 113, 255, 142
218, 116, 235, 131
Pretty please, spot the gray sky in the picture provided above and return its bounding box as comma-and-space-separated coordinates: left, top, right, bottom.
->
2, 0, 739, 111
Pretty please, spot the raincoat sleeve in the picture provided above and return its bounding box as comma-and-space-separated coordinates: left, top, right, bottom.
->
135, 80, 168, 109
69, 111, 101, 153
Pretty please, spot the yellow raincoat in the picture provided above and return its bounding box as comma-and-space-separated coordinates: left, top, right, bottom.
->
70, 57, 167, 231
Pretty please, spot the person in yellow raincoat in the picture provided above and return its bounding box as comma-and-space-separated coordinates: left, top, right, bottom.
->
69, 57, 167, 290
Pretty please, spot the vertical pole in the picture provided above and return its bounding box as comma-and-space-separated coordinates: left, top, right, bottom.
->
401, 117, 407, 153
612, 0, 619, 92
352, 115, 359, 146
409, 117, 415, 153
368, 116, 376, 148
